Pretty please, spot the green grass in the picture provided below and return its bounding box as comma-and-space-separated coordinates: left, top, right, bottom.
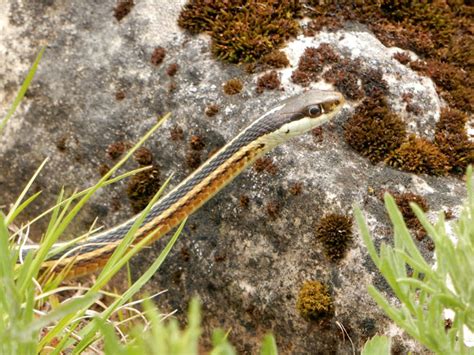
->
357, 166, 474, 354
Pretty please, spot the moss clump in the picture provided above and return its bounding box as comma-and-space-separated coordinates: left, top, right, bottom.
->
391, 192, 429, 236
344, 96, 407, 162
114, 0, 134, 21
386, 135, 451, 176
178, 1, 301, 63
260, 50, 290, 69
151, 47, 166, 66
410, 60, 473, 113
127, 166, 161, 213
189, 135, 205, 151
296, 280, 334, 320
434, 108, 474, 175
205, 104, 219, 117
315, 213, 353, 261
134, 147, 153, 166
291, 44, 340, 87
256, 71, 281, 94
223, 78, 243, 95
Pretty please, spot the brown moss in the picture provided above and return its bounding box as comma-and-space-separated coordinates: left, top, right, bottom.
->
106, 141, 131, 160
56, 135, 67, 151
260, 50, 290, 69
266, 200, 281, 220
291, 45, 340, 87
223, 78, 243, 95
170, 124, 184, 141
315, 213, 353, 262
189, 135, 205, 151
253, 157, 278, 175
127, 166, 161, 213
289, 182, 303, 196
296, 280, 334, 320
386, 135, 451, 176
411, 60, 473, 113
114, 0, 134, 21
166, 63, 179, 76
186, 151, 201, 170
323, 59, 364, 100
134, 147, 153, 166
434, 108, 474, 175
390, 192, 429, 239
344, 96, 407, 162
256, 71, 281, 94
178, 1, 301, 63
239, 195, 250, 208
205, 104, 219, 117
98, 163, 110, 177
393, 52, 411, 65
115, 90, 126, 101
151, 47, 166, 66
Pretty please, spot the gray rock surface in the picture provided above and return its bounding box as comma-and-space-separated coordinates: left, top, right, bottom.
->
0, 1, 466, 353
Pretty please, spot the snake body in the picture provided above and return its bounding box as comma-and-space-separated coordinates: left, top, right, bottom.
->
25, 89, 344, 277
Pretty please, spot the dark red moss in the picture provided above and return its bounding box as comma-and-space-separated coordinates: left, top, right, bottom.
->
223, 78, 243, 95
291, 45, 340, 87
296, 280, 334, 320
385, 135, 451, 176
323, 59, 364, 100
178, 1, 301, 63
114, 0, 134, 21
127, 166, 161, 213
166, 63, 179, 76
344, 96, 407, 162
256, 71, 281, 94
315, 213, 353, 262
151, 47, 166, 66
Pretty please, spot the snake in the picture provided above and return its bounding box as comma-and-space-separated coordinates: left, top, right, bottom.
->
22, 89, 344, 278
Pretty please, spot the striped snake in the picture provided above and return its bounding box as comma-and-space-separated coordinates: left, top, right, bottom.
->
22, 89, 344, 278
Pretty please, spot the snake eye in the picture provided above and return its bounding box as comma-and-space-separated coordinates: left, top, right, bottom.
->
307, 105, 323, 117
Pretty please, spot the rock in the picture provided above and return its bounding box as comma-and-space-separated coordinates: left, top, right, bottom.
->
0, 1, 468, 353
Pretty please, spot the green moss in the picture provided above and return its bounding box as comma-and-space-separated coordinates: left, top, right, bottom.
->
344, 96, 407, 162
296, 280, 333, 320
178, 1, 301, 63
315, 213, 353, 262
385, 135, 451, 176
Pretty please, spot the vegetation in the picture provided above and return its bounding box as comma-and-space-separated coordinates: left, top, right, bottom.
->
357, 166, 474, 353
